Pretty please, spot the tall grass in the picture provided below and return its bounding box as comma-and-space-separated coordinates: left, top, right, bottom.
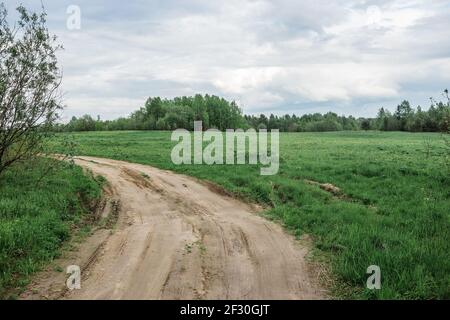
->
0, 158, 102, 298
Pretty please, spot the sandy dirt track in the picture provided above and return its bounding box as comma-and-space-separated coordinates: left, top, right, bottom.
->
29, 156, 325, 300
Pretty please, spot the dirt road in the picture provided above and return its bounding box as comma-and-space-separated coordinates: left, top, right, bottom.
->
27, 156, 325, 300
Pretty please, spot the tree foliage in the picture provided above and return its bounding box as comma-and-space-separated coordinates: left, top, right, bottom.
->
62, 94, 245, 132
0, 4, 62, 176
373, 95, 450, 132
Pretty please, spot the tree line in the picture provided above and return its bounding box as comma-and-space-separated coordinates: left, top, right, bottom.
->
58, 95, 245, 132
367, 97, 450, 132
56, 92, 450, 133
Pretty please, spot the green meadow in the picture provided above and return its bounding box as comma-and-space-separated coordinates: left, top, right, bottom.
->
49, 130, 450, 299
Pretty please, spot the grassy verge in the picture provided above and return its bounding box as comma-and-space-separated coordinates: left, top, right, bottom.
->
0, 158, 103, 299
50, 131, 450, 299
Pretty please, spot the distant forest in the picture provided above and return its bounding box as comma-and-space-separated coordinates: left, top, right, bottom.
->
55, 92, 450, 133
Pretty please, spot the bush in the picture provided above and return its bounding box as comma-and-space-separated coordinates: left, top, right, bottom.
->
305, 120, 343, 132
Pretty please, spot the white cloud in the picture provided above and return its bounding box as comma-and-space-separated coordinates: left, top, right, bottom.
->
9, 0, 450, 118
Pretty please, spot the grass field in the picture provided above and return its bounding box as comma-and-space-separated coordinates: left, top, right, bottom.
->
0, 159, 103, 298
50, 130, 450, 299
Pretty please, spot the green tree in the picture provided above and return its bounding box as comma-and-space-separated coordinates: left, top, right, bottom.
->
0, 5, 62, 176
395, 100, 414, 131
145, 97, 165, 120
361, 119, 371, 130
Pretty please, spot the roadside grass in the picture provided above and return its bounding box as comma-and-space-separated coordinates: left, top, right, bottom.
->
0, 158, 103, 298
50, 131, 450, 299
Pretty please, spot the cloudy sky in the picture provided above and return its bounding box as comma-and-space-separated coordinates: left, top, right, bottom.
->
4, 0, 450, 120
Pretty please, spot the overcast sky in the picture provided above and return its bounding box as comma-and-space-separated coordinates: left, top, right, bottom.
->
5, 0, 450, 120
